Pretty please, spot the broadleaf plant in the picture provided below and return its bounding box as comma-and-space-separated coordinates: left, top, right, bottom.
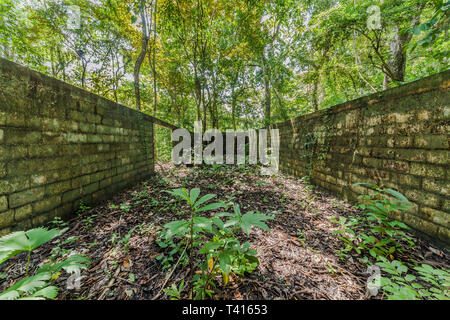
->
157, 188, 272, 299
0, 227, 90, 300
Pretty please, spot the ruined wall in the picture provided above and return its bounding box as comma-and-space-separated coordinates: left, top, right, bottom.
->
276, 71, 450, 245
0, 58, 154, 235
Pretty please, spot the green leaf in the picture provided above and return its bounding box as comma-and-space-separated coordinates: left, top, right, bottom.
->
38, 254, 90, 275
219, 252, 231, 274
193, 194, 216, 208
0, 228, 66, 264
199, 241, 222, 254
240, 212, 272, 235
164, 189, 189, 203
211, 216, 224, 228
26, 286, 59, 300
189, 188, 201, 205
383, 188, 409, 204
193, 217, 212, 232
223, 218, 239, 229
0, 272, 52, 300
164, 220, 189, 237
233, 203, 242, 216
196, 202, 225, 213
405, 274, 416, 282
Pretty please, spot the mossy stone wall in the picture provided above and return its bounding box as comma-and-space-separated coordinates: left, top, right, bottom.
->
276, 71, 449, 245
0, 58, 154, 235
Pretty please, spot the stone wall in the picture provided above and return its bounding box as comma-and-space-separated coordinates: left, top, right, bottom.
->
275, 70, 450, 245
0, 58, 154, 235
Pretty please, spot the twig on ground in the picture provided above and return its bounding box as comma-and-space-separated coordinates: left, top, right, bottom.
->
152, 244, 188, 300
99, 267, 121, 300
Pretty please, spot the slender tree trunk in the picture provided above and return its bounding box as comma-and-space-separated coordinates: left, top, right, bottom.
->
261, 56, 271, 125
152, 0, 158, 116
194, 73, 202, 121
202, 84, 207, 131
231, 93, 237, 131
134, 0, 149, 111
312, 79, 319, 111
383, 7, 424, 89
81, 62, 87, 88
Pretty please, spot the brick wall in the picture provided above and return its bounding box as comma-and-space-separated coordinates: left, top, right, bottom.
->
275, 70, 450, 245
0, 58, 154, 235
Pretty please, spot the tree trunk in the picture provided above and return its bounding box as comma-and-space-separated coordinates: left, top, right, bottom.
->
261, 56, 271, 126
134, 0, 149, 111
312, 78, 319, 111
383, 7, 424, 89
152, 0, 158, 116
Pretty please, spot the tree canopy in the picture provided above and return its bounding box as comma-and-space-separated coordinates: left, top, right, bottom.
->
1, 0, 448, 131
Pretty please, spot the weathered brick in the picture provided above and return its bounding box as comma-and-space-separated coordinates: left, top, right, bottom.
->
9, 187, 45, 208
395, 173, 421, 188
420, 207, 450, 228
0, 210, 14, 228
423, 178, 449, 195
414, 135, 449, 149
14, 204, 32, 221
437, 226, 450, 243
33, 196, 61, 214
45, 180, 72, 196
444, 199, 450, 212
64, 132, 87, 143
395, 136, 413, 148
0, 162, 5, 178
62, 189, 81, 203
395, 149, 427, 162
426, 150, 450, 165
0, 177, 30, 195
5, 129, 41, 144
409, 163, 445, 178
0, 196, 7, 212
403, 214, 439, 237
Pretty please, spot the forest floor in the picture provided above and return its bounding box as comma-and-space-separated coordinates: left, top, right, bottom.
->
1, 163, 448, 300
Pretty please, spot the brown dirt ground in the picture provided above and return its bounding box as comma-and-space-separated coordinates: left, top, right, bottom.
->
1, 163, 448, 300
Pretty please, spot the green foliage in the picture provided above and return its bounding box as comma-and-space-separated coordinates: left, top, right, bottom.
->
0, 227, 90, 300
1, 0, 446, 132
163, 279, 185, 300
120, 203, 132, 214
409, 1, 450, 62
77, 201, 91, 215
219, 204, 271, 236
331, 183, 414, 261
0, 273, 59, 300
331, 182, 449, 300
157, 188, 272, 299
376, 257, 450, 300
119, 227, 137, 253
0, 228, 66, 273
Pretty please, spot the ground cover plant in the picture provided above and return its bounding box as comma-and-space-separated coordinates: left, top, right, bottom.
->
157, 188, 271, 299
0, 227, 90, 300
0, 164, 447, 300
330, 183, 449, 300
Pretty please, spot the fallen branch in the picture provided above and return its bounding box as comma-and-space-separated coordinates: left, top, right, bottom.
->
152, 244, 188, 300
114, 276, 142, 287
99, 267, 121, 300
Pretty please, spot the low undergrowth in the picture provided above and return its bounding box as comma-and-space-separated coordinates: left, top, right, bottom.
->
0, 228, 90, 300
0, 164, 448, 300
330, 183, 449, 300
157, 188, 272, 299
